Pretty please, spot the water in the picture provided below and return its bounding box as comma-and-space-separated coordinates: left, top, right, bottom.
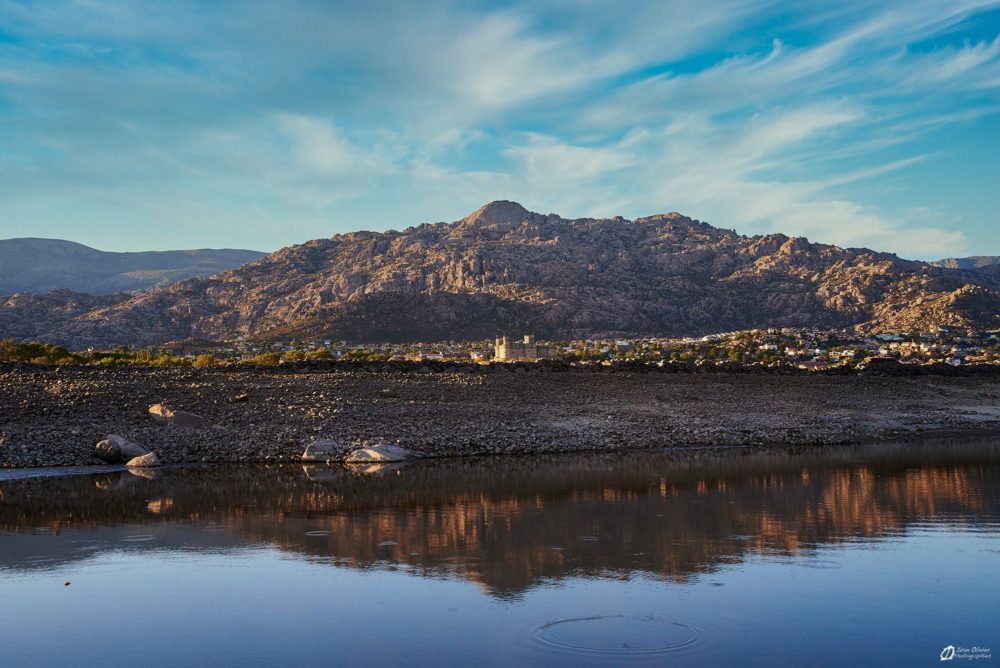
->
1, 443, 998, 666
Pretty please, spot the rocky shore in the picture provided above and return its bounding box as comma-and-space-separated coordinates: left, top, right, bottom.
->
2, 361, 999, 468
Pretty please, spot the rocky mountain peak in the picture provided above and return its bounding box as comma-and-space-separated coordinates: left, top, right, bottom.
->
460, 200, 534, 228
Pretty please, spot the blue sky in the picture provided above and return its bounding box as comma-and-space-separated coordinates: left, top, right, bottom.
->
0, 0, 998, 259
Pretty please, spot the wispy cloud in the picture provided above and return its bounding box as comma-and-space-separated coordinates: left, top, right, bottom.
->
0, 0, 997, 257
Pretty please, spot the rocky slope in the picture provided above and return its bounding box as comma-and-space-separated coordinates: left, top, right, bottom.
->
2, 202, 999, 347
0, 238, 265, 295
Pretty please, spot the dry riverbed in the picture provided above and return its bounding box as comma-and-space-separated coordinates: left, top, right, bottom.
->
2, 362, 999, 468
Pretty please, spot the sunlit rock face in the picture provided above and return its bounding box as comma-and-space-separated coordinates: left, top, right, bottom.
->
4, 202, 1000, 347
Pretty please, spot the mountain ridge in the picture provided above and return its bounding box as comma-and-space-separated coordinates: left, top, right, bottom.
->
931, 256, 1000, 270
0, 237, 266, 296
2, 202, 999, 347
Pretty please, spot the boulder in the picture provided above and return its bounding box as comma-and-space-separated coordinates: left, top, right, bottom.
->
148, 404, 209, 429
344, 443, 413, 463
94, 439, 121, 463
148, 403, 173, 423
126, 452, 160, 467
94, 434, 147, 463
107, 434, 148, 458
171, 411, 209, 429
301, 439, 345, 462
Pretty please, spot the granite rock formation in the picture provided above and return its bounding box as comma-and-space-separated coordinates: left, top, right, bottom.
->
3, 202, 999, 347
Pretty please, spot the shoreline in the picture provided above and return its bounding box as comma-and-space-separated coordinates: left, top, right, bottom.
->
5, 432, 1000, 481
2, 363, 999, 469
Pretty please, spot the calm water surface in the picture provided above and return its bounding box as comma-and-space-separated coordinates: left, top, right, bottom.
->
1, 443, 998, 667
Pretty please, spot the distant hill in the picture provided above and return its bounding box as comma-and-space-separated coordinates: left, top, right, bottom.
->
931, 256, 1000, 270
0, 238, 266, 295
2, 202, 1000, 347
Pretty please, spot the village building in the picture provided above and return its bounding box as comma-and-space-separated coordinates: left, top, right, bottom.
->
493, 335, 558, 362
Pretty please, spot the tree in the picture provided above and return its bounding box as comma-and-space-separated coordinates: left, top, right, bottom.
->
193, 354, 216, 368
250, 352, 281, 366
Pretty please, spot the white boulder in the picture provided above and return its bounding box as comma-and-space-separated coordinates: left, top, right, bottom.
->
301, 439, 345, 462
126, 452, 160, 467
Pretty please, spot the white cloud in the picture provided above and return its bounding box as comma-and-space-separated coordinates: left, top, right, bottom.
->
0, 0, 997, 256
275, 115, 396, 178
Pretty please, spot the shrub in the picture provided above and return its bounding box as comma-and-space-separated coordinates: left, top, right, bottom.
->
282, 350, 306, 363
307, 347, 333, 360
192, 354, 216, 368
250, 352, 281, 366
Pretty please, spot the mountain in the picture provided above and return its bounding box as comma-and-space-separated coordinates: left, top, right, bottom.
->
932, 256, 1000, 270
0, 238, 266, 295
3, 202, 1000, 347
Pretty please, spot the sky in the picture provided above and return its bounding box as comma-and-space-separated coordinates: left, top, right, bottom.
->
0, 1, 998, 259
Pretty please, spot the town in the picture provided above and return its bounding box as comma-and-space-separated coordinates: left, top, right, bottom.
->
167, 327, 1000, 368
6, 326, 994, 369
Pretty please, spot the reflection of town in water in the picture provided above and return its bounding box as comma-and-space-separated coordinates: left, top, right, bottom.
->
2, 442, 998, 598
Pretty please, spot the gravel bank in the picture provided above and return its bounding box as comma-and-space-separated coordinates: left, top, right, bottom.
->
2, 362, 999, 468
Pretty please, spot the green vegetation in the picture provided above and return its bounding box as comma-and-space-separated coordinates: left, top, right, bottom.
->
1, 339, 208, 367
1, 339, 81, 364
249, 352, 282, 366
339, 349, 391, 361
192, 354, 217, 368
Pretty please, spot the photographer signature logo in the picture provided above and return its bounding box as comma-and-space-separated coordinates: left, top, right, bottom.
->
940, 644, 992, 662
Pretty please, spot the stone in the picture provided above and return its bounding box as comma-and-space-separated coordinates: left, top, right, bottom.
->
126, 452, 160, 467
148, 403, 209, 429
93, 438, 121, 463
94, 434, 147, 463
343, 443, 413, 463
171, 411, 209, 429
301, 439, 345, 462
107, 434, 148, 458
148, 403, 174, 423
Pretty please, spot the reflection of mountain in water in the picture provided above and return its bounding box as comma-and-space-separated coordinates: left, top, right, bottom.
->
2, 443, 998, 598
